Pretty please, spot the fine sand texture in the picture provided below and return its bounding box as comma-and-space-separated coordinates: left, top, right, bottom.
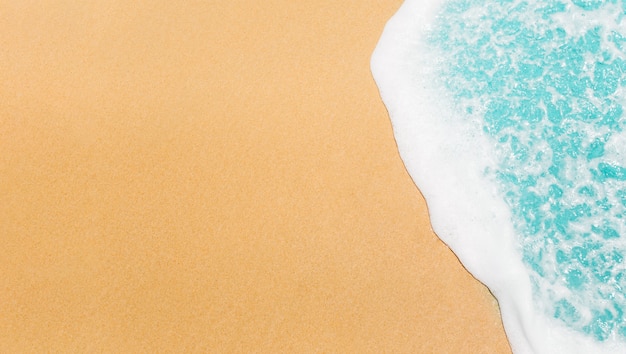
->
1, 1, 511, 352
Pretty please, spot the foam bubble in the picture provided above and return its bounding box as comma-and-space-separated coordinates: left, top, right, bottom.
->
372, 0, 626, 352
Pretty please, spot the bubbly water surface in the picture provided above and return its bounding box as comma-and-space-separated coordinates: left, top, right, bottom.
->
373, 0, 626, 352
433, 0, 626, 341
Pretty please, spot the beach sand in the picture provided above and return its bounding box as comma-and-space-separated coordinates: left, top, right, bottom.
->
1, 1, 511, 352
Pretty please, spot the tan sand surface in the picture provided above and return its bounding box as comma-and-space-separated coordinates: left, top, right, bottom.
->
1, 1, 511, 352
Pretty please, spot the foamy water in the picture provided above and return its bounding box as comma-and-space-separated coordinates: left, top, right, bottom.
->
373, 0, 626, 352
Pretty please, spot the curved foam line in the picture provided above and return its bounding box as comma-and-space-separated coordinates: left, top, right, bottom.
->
371, 1, 626, 352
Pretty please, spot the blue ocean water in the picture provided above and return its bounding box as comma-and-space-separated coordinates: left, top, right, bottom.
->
430, 0, 626, 342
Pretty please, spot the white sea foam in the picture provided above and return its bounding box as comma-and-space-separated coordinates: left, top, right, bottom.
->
372, 0, 626, 352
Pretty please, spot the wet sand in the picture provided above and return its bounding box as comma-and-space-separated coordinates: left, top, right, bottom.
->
1, 1, 511, 352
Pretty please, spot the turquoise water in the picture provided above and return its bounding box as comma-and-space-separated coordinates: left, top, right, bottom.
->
430, 0, 626, 341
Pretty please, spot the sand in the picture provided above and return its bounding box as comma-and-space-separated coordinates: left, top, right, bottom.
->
0, 1, 510, 352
